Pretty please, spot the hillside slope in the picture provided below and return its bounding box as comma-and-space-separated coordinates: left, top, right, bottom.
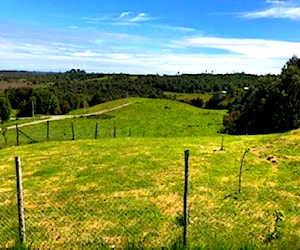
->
2, 98, 226, 148
0, 129, 299, 248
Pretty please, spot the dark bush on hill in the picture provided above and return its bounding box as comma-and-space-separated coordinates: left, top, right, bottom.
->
223, 56, 300, 134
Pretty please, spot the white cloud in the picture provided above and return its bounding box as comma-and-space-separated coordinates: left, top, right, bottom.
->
83, 12, 154, 26
173, 37, 300, 59
266, 0, 285, 4
244, 6, 300, 19
82, 15, 115, 24
116, 12, 154, 25
242, 1, 300, 20
71, 50, 102, 57
154, 24, 196, 33
129, 13, 151, 22
119, 12, 131, 18
0, 34, 296, 75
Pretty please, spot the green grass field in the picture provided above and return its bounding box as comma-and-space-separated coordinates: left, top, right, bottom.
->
2, 98, 225, 148
0, 98, 299, 249
67, 98, 135, 115
163, 92, 212, 104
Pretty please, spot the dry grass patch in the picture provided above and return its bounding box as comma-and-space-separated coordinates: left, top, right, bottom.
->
112, 189, 151, 198
151, 193, 181, 216
278, 190, 299, 199
190, 194, 216, 211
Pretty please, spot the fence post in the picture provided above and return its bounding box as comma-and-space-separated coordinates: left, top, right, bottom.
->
183, 150, 190, 247
46, 121, 50, 141
113, 126, 116, 138
95, 122, 98, 139
71, 122, 75, 140
16, 124, 19, 146
15, 156, 26, 244
220, 134, 224, 151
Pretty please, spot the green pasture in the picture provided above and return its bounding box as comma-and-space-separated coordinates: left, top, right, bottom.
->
1, 98, 225, 148
0, 130, 299, 248
163, 92, 212, 103
67, 98, 135, 115
0, 98, 299, 249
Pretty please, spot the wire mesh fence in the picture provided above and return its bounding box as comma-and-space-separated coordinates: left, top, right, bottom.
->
1, 146, 300, 249
0, 185, 18, 248
22, 190, 181, 249
1, 155, 185, 249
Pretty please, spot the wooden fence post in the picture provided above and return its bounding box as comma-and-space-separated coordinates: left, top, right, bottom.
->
95, 122, 98, 139
183, 150, 190, 246
16, 124, 19, 146
15, 156, 26, 244
46, 121, 50, 141
220, 134, 224, 151
71, 122, 75, 140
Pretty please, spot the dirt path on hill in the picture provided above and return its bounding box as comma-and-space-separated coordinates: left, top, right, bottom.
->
7, 102, 132, 130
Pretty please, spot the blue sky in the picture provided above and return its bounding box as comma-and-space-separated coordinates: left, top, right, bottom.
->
0, 0, 300, 74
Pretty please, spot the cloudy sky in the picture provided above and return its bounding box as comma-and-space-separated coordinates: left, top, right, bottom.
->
0, 0, 300, 74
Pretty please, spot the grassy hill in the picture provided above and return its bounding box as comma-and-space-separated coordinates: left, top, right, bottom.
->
2, 98, 225, 147
1, 132, 299, 248
0, 98, 299, 249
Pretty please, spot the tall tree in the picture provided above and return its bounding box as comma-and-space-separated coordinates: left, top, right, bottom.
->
0, 96, 11, 123
223, 56, 300, 134
274, 55, 300, 131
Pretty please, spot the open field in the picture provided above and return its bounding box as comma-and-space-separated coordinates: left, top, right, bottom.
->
163, 92, 212, 104
0, 133, 299, 248
67, 98, 135, 115
0, 98, 299, 249
1, 98, 225, 148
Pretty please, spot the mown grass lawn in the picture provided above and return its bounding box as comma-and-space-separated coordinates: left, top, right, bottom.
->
0, 129, 299, 249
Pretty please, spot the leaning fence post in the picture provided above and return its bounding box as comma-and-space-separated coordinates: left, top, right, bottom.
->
15, 156, 26, 244
183, 150, 190, 246
16, 124, 19, 146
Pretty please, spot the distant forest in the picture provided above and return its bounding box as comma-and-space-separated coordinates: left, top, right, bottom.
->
0, 70, 259, 115
1, 55, 299, 135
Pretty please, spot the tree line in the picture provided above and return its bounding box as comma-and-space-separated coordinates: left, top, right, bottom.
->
1, 56, 299, 135
0, 70, 259, 118
223, 56, 300, 134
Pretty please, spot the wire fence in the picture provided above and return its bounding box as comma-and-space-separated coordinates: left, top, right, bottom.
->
1, 119, 174, 149
2, 139, 298, 249
0, 155, 186, 249
1, 114, 221, 148
0, 185, 18, 248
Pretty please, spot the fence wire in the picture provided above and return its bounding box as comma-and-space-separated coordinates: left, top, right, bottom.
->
0, 189, 18, 248
22, 191, 180, 249
1, 115, 212, 148
6, 156, 182, 249
22, 190, 180, 248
